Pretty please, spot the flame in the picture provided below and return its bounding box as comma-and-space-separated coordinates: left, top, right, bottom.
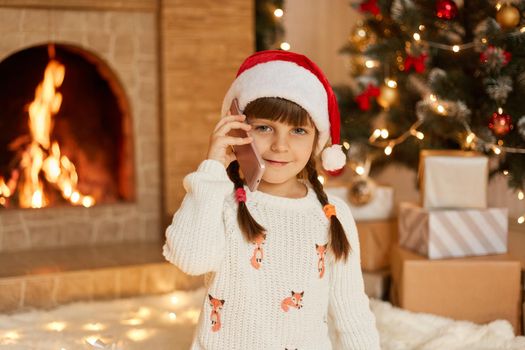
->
0, 47, 95, 209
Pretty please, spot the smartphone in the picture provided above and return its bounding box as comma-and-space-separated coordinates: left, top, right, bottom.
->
228, 98, 265, 192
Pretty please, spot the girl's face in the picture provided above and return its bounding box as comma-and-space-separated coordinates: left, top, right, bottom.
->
248, 117, 316, 186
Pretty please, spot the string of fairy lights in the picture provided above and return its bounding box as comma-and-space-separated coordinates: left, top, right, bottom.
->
274, 7, 291, 50
359, 2, 525, 223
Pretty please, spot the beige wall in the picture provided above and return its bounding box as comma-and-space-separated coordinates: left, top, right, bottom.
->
283, 0, 359, 86
161, 0, 254, 220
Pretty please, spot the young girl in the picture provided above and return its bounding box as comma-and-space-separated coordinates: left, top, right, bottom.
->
163, 50, 380, 349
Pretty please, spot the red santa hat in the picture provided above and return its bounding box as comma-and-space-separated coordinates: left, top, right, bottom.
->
221, 50, 346, 172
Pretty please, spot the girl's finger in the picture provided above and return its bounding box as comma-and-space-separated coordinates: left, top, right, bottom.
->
214, 114, 246, 132
219, 135, 253, 146
215, 121, 251, 136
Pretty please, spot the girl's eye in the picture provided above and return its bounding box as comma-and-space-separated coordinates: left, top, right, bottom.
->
292, 128, 307, 135
254, 125, 272, 132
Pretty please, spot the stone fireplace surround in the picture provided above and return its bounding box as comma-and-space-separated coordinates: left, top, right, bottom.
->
0, 1, 176, 313
0, 0, 253, 313
0, 5, 160, 253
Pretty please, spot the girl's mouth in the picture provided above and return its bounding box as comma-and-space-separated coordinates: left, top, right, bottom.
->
264, 159, 290, 166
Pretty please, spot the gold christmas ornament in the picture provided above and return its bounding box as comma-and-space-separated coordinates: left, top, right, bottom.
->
496, 5, 521, 29
377, 84, 398, 108
347, 177, 376, 206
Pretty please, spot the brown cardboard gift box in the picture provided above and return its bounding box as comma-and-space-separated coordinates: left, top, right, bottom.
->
363, 269, 390, 300
507, 224, 525, 335
356, 219, 398, 272
390, 246, 522, 335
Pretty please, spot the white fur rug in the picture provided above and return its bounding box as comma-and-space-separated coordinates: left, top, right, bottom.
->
0, 288, 523, 349
371, 300, 525, 350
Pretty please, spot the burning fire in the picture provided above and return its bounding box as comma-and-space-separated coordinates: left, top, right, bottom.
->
0, 46, 95, 209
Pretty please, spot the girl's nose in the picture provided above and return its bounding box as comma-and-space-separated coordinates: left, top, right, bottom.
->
270, 134, 289, 152
271, 136, 288, 152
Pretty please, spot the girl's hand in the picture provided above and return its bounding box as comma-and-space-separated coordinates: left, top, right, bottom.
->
206, 114, 253, 168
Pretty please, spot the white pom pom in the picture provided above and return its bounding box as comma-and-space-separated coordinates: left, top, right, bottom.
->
321, 144, 346, 171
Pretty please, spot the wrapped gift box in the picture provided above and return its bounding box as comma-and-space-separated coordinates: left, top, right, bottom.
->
418, 150, 488, 209
399, 202, 508, 259
508, 223, 525, 271
362, 269, 390, 300
390, 246, 522, 335
325, 186, 395, 221
357, 219, 398, 271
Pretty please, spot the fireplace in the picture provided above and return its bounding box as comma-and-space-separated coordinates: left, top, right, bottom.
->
0, 43, 134, 209
0, 7, 161, 252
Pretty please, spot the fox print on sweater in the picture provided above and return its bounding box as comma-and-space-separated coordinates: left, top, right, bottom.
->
163, 159, 380, 350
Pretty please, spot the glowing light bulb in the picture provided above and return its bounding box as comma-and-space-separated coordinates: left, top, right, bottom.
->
415, 131, 424, 140
83, 323, 105, 331
365, 60, 375, 68
503, 170, 509, 176
121, 318, 143, 326
137, 307, 151, 318
492, 146, 501, 155
126, 329, 151, 342
518, 191, 524, 200
518, 216, 524, 224
437, 105, 446, 114
356, 166, 365, 175
413, 33, 421, 41
342, 141, 350, 149
466, 132, 476, 144
380, 129, 389, 139
274, 8, 284, 17
386, 79, 397, 88
168, 312, 177, 321
384, 144, 393, 155
280, 42, 290, 51
46, 321, 66, 332
452, 45, 460, 53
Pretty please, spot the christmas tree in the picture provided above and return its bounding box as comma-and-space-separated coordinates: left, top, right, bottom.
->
337, 0, 525, 201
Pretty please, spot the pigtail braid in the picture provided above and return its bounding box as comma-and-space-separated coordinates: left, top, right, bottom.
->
306, 158, 351, 262
226, 161, 266, 242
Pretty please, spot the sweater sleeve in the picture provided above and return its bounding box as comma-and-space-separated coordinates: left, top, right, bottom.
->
327, 196, 381, 350
162, 159, 234, 276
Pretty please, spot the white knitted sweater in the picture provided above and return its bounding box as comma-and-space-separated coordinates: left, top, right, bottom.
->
163, 159, 381, 350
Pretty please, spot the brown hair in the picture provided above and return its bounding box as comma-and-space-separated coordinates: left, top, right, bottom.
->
226, 97, 351, 262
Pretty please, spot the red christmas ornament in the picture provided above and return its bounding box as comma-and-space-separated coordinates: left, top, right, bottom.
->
355, 84, 380, 111
359, 0, 381, 16
436, 0, 458, 20
404, 53, 428, 73
489, 111, 513, 137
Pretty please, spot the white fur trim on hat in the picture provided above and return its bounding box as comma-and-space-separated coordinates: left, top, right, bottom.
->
321, 145, 346, 171
221, 60, 330, 155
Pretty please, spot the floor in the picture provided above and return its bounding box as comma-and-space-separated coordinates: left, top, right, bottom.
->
1, 287, 524, 350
